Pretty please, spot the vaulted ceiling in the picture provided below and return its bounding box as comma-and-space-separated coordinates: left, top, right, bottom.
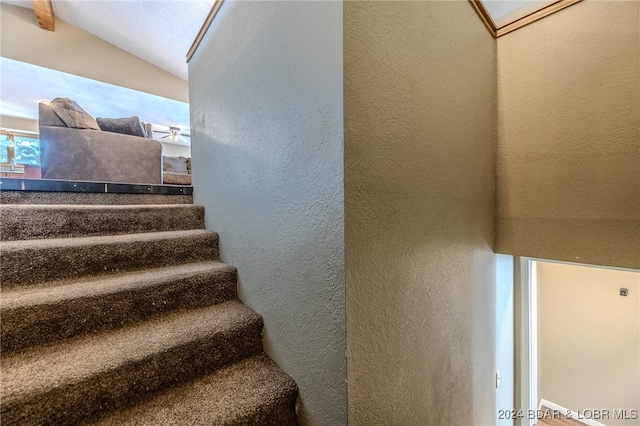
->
1, 0, 583, 133
2, 0, 212, 80
3, 0, 584, 78
1, 0, 211, 133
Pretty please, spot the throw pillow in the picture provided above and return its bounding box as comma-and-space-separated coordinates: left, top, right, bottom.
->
48, 98, 101, 130
96, 116, 147, 138
141, 122, 154, 139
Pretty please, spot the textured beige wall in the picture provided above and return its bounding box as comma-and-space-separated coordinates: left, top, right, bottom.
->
537, 261, 640, 425
345, 2, 496, 424
0, 3, 188, 102
0, 116, 38, 133
496, 0, 640, 269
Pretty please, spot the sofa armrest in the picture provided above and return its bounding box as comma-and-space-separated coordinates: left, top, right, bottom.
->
39, 126, 162, 184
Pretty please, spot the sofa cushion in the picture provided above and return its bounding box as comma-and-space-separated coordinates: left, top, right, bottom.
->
163, 156, 190, 174
48, 98, 100, 130
97, 116, 147, 138
163, 172, 192, 185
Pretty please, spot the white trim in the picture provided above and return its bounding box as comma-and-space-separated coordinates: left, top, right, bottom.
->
539, 399, 607, 426
524, 257, 639, 274
494, 0, 583, 37
186, 0, 225, 62
514, 257, 537, 426
530, 261, 538, 416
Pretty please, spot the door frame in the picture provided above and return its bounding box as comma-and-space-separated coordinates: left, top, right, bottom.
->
515, 257, 639, 426
514, 256, 537, 426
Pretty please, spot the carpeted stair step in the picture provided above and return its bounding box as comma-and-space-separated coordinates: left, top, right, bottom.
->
89, 353, 298, 426
0, 300, 264, 426
0, 204, 205, 241
0, 188, 192, 205
0, 230, 219, 289
1, 261, 237, 354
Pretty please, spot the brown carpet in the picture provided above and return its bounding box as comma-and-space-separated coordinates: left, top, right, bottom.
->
90, 354, 298, 426
0, 204, 205, 240
0, 195, 298, 425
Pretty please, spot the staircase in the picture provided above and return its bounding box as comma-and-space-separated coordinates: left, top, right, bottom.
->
0, 190, 298, 425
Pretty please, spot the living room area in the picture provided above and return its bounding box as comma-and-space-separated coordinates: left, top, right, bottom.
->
0, 0, 211, 189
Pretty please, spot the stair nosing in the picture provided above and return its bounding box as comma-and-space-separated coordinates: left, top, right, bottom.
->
0, 204, 203, 210
0, 229, 213, 251
0, 260, 235, 309
89, 353, 298, 426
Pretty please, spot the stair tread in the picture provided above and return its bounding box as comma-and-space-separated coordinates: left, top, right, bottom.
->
1, 260, 234, 309
90, 354, 297, 426
0, 201, 298, 424
0, 229, 211, 251
0, 204, 205, 241
1, 300, 260, 403
1, 229, 219, 290
0, 190, 193, 206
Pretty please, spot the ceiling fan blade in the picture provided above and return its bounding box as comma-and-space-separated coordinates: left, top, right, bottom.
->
153, 130, 189, 135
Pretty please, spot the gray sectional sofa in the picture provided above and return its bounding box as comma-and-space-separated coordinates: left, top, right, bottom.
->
38, 99, 163, 184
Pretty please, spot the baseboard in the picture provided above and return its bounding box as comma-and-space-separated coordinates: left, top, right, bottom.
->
539, 399, 607, 426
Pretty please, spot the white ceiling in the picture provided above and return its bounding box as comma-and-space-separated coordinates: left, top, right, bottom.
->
2, 0, 212, 80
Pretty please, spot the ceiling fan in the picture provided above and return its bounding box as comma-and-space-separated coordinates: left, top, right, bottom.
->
153, 126, 191, 144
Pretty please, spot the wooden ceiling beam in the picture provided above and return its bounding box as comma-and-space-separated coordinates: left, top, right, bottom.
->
31, 0, 55, 31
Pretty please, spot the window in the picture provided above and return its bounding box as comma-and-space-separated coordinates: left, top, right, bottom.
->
0, 130, 41, 166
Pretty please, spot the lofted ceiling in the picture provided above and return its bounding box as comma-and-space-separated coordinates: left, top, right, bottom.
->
1, 0, 212, 80
3, 0, 585, 77
2, 0, 583, 79
1, 0, 582, 135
